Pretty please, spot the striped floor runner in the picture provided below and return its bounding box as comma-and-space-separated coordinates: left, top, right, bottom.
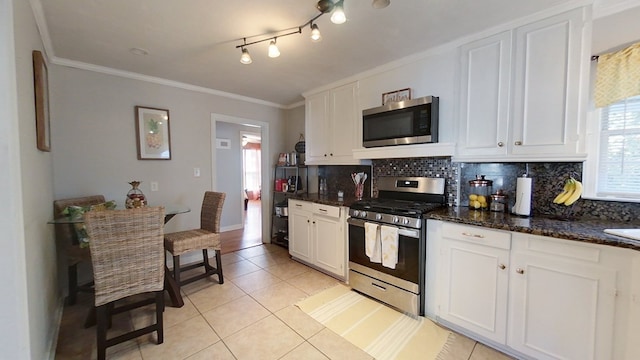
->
296, 284, 454, 360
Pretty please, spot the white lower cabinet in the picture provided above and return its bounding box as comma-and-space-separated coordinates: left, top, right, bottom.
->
429, 220, 638, 360
288, 200, 347, 279
506, 254, 615, 359
439, 222, 511, 344
288, 200, 313, 264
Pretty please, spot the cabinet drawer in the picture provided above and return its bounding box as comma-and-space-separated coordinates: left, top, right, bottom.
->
442, 222, 511, 250
313, 203, 340, 218
289, 199, 313, 212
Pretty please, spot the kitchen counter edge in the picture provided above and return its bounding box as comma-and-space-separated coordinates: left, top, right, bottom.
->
427, 207, 640, 252
286, 193, 361, 208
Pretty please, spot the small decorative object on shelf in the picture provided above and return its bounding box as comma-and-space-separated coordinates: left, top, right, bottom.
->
125, 181, 147, 208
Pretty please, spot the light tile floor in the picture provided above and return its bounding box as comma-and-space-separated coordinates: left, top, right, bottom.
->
54, 244, 515, 360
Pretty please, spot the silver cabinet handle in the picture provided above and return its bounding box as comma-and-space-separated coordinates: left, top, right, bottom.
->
462, 232, 485, 239
498, 142, 504, 147
516, 268, 524, 274
514, 141, 522, 146
318, 208, 328, 212
295, 204, 303, 207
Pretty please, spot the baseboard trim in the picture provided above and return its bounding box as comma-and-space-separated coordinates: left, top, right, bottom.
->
47, 295, 65, 360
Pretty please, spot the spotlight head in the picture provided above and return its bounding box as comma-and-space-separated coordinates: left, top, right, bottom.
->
372, 0, 390, 9
316, 0, 334, 13
240, 48, 252, 64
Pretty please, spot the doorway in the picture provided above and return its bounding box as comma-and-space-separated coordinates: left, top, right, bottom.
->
211, 114, 271, 253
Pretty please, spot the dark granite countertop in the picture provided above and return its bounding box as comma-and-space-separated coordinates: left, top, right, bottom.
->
428, 207, 640, 251
286, 193, 365, 208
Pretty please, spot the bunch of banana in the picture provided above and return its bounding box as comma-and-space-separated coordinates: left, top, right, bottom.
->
553, 177, 583, 206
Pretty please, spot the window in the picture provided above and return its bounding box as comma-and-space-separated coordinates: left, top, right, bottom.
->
591, 96, 640, 200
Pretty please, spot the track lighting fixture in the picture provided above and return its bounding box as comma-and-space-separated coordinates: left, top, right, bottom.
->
268, 39, 280, 58
372, 0, 390, 9
330, 1, 346, 24
236, 0, 387, 64
240, 48, 252, 64
310, 23, 322, 42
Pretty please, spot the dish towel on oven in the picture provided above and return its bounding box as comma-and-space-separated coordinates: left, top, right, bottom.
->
364, 222, 381, 263
381, 225, 399, 269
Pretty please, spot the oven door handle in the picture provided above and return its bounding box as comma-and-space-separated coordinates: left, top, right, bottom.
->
347, 218, 420, 239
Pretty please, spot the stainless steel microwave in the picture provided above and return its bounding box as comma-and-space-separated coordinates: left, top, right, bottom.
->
362, 96, 438, 148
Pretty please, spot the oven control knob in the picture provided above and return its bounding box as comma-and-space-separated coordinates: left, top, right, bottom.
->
375, 213, 382, 221
360, 211, 367, 218
352, 210, 359, 217
392, 216, 399, 223
402, 218, 410, 225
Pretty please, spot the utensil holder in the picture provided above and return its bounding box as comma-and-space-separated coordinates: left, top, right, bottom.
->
355, 183, 364, 200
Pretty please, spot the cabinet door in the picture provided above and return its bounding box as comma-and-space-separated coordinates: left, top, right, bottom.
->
510, 8, 585, 157
305, 91, 330, 163
289, 208, 313, 263
440, 238, 510, 343
508, 251, 617, 360
457, 31, 511, 158
329, 82, 359, 161
312, 213, 344, 277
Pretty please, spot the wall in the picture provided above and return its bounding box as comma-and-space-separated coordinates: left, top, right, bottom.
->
284, 105, 305, 153
0, 0, 31, 358
215, 121, 261, 230
50, 66, 284, 232
7, 0, 58, 358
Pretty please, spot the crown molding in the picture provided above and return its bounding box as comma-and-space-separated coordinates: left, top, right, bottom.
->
50, 56, 284, 108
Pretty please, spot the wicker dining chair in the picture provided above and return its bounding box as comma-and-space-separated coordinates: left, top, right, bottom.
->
53, 195, 106, 305
164, 191, 225, 290
84, 206, 166, 360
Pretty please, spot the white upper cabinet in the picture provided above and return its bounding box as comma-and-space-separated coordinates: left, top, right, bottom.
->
305, 82, 361, 165
456, 7, 589, 162
458, 31, 512, 158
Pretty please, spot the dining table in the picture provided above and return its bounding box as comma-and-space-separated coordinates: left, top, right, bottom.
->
48, 204, 191, 315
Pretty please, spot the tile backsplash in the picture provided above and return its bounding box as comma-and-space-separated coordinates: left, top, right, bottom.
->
318, 165, 372, 198
372, 157, 458, 205
369, 157, 640, 222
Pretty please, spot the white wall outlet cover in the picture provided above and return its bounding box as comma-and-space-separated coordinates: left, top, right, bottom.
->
194, 168, 201, 177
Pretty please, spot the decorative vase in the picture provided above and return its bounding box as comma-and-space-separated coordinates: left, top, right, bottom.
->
125, 181, 147, 208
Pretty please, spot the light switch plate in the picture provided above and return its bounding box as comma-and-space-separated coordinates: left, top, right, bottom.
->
150, 181, 159, 191
194, 168, 201, 177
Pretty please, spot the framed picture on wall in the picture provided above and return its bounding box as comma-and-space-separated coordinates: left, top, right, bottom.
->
135, 106, 172, 160
382, 88, 411, 105
33, 50, 50, 152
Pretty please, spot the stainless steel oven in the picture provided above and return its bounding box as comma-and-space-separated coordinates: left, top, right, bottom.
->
347, 177, 445, 316
347, 218, 424, 315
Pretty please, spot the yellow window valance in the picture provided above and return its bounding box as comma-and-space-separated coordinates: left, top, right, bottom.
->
594, 42, 640, 108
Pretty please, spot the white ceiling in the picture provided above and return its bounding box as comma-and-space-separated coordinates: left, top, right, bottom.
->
33, 0, 638, 107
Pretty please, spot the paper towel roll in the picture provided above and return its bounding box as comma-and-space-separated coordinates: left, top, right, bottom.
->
513, 176, 532, 216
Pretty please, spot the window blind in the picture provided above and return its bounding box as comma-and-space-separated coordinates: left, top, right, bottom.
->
598, 96, 640, 198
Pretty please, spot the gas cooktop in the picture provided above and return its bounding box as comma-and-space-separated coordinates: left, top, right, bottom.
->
348, 176, 446, 228
349, 199, 444, 216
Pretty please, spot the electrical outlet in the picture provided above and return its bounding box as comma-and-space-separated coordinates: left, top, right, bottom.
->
150, 181, 159, 191
194, 167, 201, 177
